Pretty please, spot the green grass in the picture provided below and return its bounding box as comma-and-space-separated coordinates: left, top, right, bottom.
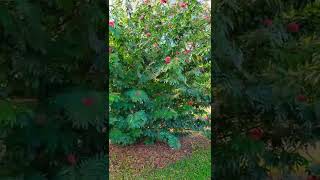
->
138, 148, 211, 180
109, 132, 211, 180
110, 147, 211, 180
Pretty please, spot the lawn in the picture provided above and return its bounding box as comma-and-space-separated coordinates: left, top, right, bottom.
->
139, 148, 211, 180
109, 133, 211, 180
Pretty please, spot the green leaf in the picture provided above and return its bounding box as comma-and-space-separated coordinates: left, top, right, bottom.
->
52, 90, 106, 130
0, 100, 32, 127
314, 101, 320, 121
167, 134, 181, 150
0, 7, 16, 36
125, 89, 149, 103
0, 100, 17, 126
54, 154, 107, 180
56, 0, 74, 11
110, 27, 121, 39
76, 153, 107, 180
109, 93, 121, 104
109, 128, 133, 145
153, 108, 178, 120
127, 111, 147, 128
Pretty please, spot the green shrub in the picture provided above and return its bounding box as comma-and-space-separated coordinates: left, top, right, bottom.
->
0, 0, 107, 179
214, 0, 320, 178
109, 0, 211, 149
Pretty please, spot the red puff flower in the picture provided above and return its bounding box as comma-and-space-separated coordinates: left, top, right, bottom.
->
109, 20, 115, 28
219, 114, 225, 118
307, 176, 318, 180
176, 51, 180, 55
160, 0, 167, 4
249, 127, 264, 140
143, 0, 149, 3
82, 97, 94, 107
296, 95, 307, 102
188, 101, 193, 106
146, 32, 151, 37
184, 49, 191, 54
179, 2, 188, 8
67, 154, 77, 165
165, 56, 171, 64
287, 22, 300, 32
262, 19, 273, 27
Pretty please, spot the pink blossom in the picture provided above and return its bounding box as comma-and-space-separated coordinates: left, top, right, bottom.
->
109, 20, 115, 28
67, 154, 77, 165
262, 19, 273, 26
179, 2, 188, 8
160, 0, 167, 4
287, 22, 300, 32
184, 49, 191, 54
165, 56, 171, 64
82, 97, 94, 106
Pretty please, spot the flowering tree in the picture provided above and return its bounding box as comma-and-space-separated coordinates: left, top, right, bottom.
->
0, 0, 107, 179
214, 0, 320, 179
109, 0, 211, 149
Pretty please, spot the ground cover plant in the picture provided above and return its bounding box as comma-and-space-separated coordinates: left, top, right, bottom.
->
213, 0, 320, 179
109, 0, 211, 149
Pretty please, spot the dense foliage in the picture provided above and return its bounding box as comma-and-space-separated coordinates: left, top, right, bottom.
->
0, 0, 107, 179
109, 0, 211, 149
214, 0, 320, 179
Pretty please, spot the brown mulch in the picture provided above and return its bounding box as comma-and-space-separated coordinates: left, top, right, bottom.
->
109, 133, 210, 175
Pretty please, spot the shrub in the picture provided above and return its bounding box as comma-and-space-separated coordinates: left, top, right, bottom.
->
214, 0, 320, 179
109, 0, 211, 149
0, 1, 107, 179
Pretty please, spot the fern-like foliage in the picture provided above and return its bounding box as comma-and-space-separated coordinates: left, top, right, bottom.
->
109, 0, 211, 149
52, 90, 106, 131
213, 0, 320, 179
0, 0, 106, 179
54, 154, 107, 180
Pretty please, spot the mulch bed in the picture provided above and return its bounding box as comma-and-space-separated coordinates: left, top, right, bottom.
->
109, 133, 210, 175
